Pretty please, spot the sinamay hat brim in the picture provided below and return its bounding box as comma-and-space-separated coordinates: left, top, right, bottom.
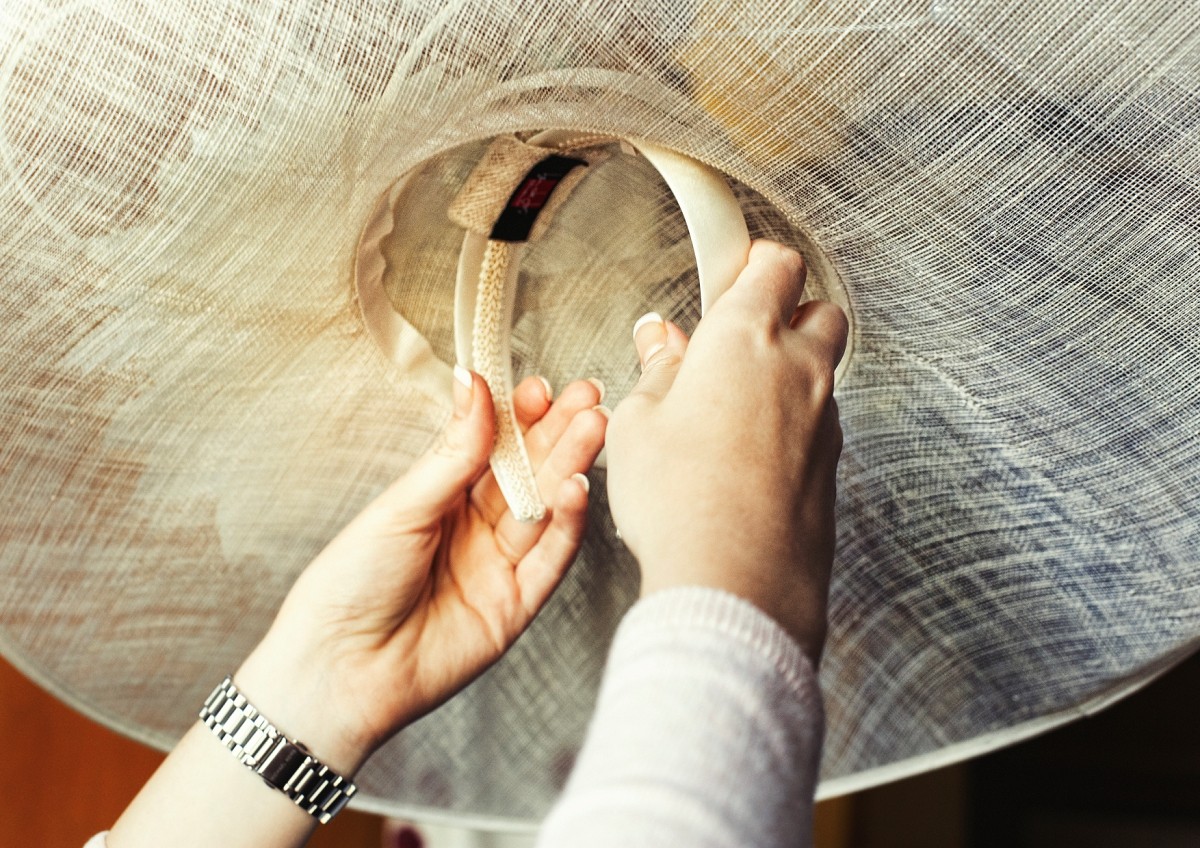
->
2, 0, 1199, 828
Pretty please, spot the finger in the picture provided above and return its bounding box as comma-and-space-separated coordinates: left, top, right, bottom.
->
724, 240, 808, 324
791, 300, 849, 369
471, 379, 604, 525
513, 473, 591, 617
625, 314, 690, 406
520, 378, 605, 462
375, 366, 495, 528
534, 407, 609, 500
492, 406, 607, 557
513, 375, 553, 433
462, 374, 552, 530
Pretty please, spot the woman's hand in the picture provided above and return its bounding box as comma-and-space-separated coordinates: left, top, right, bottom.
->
235, 370, 608, 773
605, 240, 847, 664
108, 373, 606, 848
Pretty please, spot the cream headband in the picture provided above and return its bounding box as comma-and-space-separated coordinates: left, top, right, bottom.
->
446, 130, 751, 522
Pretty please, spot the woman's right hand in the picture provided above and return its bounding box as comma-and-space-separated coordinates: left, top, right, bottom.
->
605, 240, 847, 664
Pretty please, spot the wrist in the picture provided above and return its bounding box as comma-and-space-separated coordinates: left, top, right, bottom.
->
635, 549, 828, 666
233, 640, 374, 776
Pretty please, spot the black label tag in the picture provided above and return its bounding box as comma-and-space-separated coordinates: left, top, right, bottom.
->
489, 154, 587, 242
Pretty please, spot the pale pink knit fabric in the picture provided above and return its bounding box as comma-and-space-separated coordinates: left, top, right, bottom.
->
537, 587, 823, 847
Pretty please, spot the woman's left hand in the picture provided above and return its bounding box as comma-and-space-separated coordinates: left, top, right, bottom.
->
234, 369, 607, 773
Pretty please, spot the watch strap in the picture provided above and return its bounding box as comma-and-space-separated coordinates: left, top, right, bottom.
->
199, 676, 358, 824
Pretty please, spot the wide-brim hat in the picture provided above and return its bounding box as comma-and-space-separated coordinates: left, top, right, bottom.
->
2, 0, 1198, 829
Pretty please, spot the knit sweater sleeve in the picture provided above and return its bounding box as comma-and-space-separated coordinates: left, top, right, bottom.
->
85, 589, 823, 848
536, 586, 825, 848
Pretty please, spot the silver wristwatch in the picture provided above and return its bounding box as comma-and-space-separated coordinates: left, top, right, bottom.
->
199, 676, 357, 824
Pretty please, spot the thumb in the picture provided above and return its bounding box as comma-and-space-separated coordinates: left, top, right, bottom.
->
378, 365, 496, 527
628, 312, 689, 404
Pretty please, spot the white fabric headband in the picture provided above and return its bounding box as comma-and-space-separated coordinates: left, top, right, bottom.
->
449, 130, 751, 522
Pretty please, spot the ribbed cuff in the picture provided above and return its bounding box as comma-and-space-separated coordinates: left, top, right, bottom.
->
614, 586, 817, 699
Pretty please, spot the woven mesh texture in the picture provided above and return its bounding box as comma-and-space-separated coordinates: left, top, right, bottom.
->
449, 136, 551, 234
448, 135, 608, 240
1, 0, 1198, 827
471, 239, 545, 522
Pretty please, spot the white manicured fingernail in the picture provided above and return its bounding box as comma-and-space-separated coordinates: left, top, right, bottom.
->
453, 364, 473, 388
571, 472, 590, 493
633, 312, 664, 339
633, 313, 669, 366
592, 404, 612, 419
538, 376, 553, 400
587, 377, 606, 402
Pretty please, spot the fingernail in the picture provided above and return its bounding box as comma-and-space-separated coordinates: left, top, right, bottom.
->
571, 472, 590, 493
592, 404, 612, 419
633, 312, 667, 366
537, 376, 553, 401
587, 377, 606, 403
632, 311, 663, 339
453, 364, 474, 415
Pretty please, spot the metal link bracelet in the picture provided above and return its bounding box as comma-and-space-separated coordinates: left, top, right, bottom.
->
199, 676, 357, 824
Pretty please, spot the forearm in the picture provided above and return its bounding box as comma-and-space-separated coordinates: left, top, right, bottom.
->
98, 369, 606, 848
106, 644, 370, 848
105, 721, 318, 848
537, 587, 825, 847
